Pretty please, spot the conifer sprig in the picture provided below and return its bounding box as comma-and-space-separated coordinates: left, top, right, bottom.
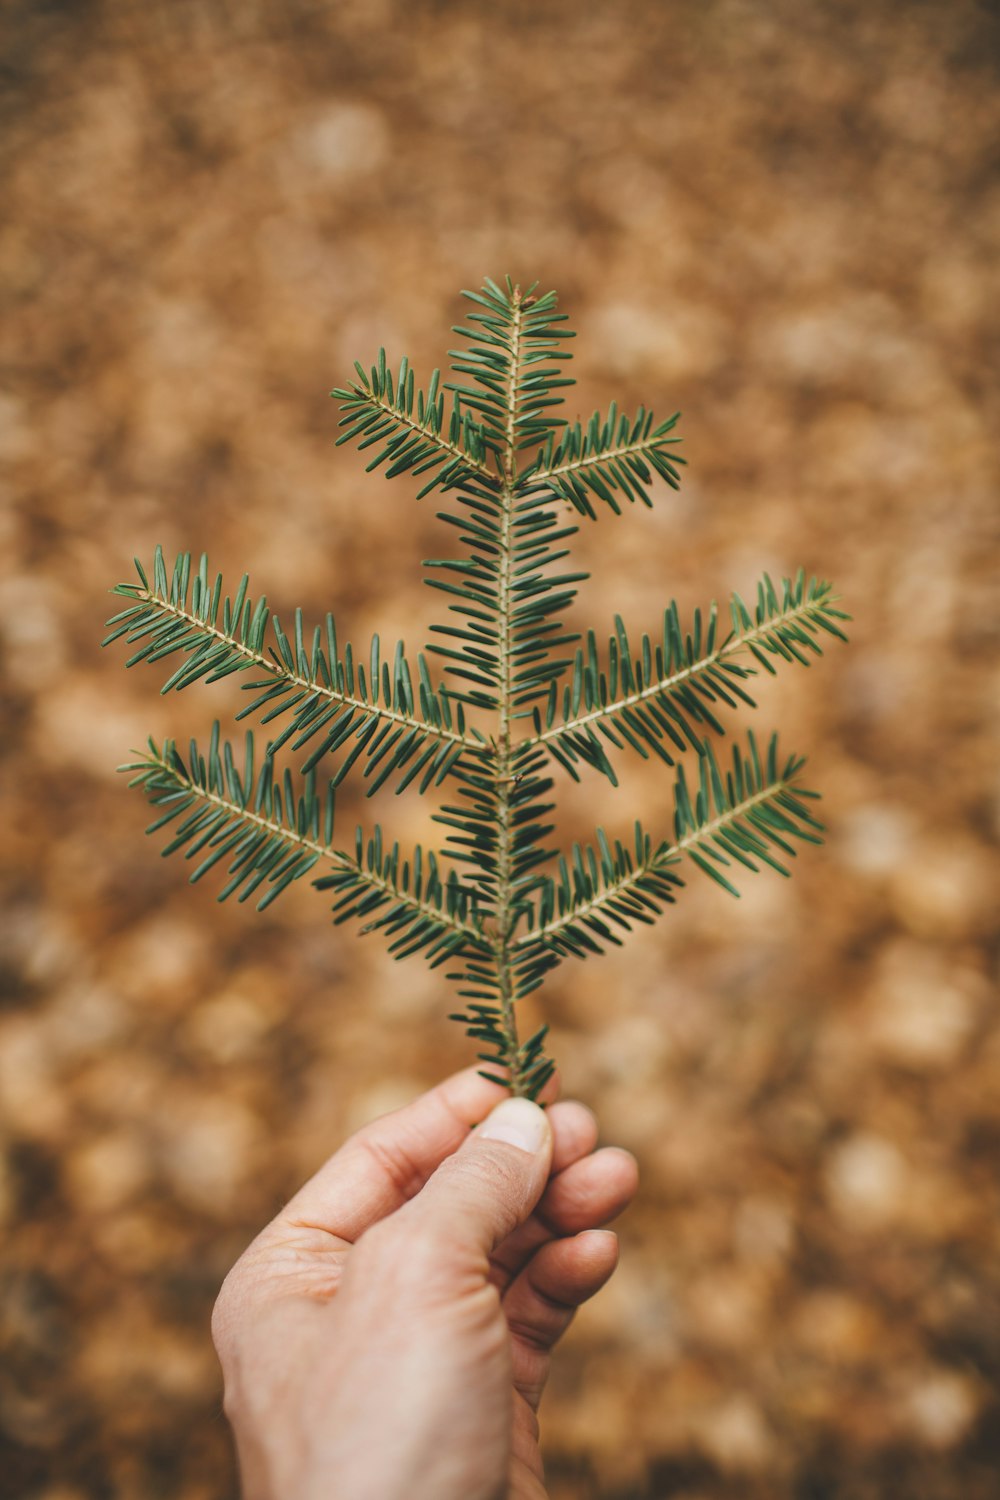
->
107, 276, 848, 1098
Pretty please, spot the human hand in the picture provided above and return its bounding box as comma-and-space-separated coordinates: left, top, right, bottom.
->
211, 1067, 638, 1500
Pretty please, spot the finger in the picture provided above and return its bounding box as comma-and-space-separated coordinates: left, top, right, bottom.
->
537, 1145, 638, 1236
490, 1145, 638, 1292
506, 1231, 620, 1411
548, 1101, 599, 1173
386, 1096, 553, 1261
281, 1067, 560, 1244
482, 1099, 595, 1281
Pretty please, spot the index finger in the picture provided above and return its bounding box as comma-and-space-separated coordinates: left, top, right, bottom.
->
281, 1066, 560, 1243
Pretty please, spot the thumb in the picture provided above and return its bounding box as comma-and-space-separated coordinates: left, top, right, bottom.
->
404, 1096, 553, 1258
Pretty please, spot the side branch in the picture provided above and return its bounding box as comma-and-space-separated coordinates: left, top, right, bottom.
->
106, 549, 479, 794
512, 731, 824, 963
333, 349, 499, 497
533, 425, 679, 487
126, 734, 489, 953
526, 576, 848, 782
524, 405, 683, 516
119, 587, 467, 736
511, 820, 683, 964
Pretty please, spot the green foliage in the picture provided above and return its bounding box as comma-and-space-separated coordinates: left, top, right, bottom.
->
105, 276, 848, 1099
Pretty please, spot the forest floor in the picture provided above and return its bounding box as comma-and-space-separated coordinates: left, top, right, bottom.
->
2, 2, 999, 1497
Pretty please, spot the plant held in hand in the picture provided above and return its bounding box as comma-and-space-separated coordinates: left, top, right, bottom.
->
105, 278, 848, 1099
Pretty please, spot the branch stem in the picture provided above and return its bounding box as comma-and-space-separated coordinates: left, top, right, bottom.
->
529, 428, 677, 486
494, 288, 526, 1093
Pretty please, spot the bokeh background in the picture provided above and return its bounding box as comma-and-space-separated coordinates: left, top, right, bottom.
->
2, 1, 999, 1496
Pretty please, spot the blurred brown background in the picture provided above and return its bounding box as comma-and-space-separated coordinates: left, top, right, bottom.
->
2, 1, 998, 1496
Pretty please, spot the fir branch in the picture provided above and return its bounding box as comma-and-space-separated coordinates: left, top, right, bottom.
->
331, 350, 498, 497
669, 730, 824, 895
105, 547, 479, 794
526, 404, 684, 518
530, 574, 848, 783
123, 729, 489, 956
446, 277, 575, 460
513, 730, 822, 968
423, 282, 588, 716
122, 726, 337, 910
105, 276, 847, 1098
428, 280, 577, 1095
511, 818, 685, 974
315, 826, 491, 965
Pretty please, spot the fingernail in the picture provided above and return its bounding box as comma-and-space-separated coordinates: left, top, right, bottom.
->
479, 1097, 549, 1155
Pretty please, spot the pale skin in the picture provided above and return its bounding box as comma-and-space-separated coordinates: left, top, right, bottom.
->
211, 1067, 639, 1500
